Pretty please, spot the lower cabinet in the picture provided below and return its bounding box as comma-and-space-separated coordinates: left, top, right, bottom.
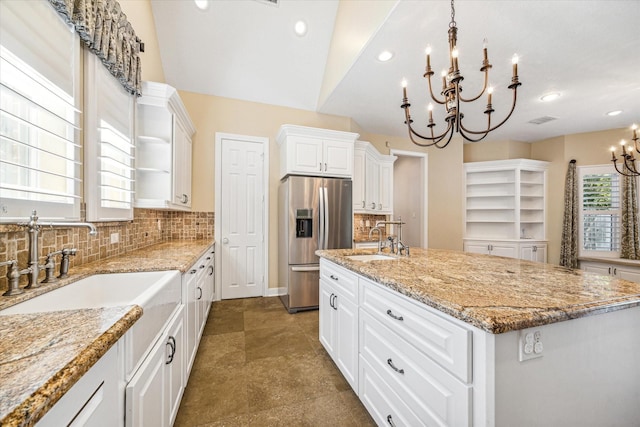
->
126, 305, 185, 427
320, 259, 472, 426
464, 239, 548, 263
580, 260, 640, 283
319, 259, 359, 393
38, 344, 121, 427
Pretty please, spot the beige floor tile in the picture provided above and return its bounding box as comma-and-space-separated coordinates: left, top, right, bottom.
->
207, 309, 245, 335
242, 296, 284, 311
193, 332, 245, 370
244, 325, 316, 362
243, 307, 301, 331
245, 353, 339, 412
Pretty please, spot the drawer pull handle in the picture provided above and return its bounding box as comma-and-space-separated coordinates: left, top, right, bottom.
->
386, 309, 404, 321
330, 274, 339, 281
387, 358, 405, 375
166, 336, 176, 365
387, 414, 396, 427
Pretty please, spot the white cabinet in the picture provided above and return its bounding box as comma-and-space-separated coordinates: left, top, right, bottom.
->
464, 159, 549, 262
353, 141, 396, 214
580, 260, 640, 283
277, 124, 359, 179
319, 259, 359, 393
126, 305, 185, 427
38, 344, 121, 427
184, 247, 215, 377
135, 81, 195, 211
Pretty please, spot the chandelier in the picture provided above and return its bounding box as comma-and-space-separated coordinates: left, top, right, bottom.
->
400, 0, 521, 148
610, 124, 639, 177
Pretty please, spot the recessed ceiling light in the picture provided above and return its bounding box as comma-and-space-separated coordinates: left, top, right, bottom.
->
194, 0, 209, 10
607, 110, 623, 117
540, 92, 561, 102
294, 20, 307, 37
377, 51, 394, 62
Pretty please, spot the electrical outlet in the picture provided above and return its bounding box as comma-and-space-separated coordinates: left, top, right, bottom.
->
157, 219, 162, 231
110, 232, 119, 244
519, 329, 543, 361
365, 220, 370, 227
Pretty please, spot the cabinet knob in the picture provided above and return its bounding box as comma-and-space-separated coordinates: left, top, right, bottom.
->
223, 238, 229, 244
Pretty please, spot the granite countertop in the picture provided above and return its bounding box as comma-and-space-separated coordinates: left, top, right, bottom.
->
0, 239, 214, 427
316, 248, 640, 334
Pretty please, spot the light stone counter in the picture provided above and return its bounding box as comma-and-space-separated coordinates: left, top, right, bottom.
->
0, 239, 214, 426
316, 247, 640, 334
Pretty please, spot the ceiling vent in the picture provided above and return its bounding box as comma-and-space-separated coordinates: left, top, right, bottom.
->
254, 0, 279, 6
527, 116, 558, 125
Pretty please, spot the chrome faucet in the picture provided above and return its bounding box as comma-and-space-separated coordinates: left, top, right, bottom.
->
368, 226, 384, 253
6, 210, 98, 292
374, 219, 409, 256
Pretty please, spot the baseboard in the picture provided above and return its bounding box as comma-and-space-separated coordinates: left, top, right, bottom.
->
265, 286, 285, 297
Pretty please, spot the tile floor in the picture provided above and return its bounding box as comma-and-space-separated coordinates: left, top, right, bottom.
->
174, 297, 375, 427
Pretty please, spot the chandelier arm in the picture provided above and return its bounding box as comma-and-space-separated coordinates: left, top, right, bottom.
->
458, 69, 489, 103
406, 119, 453, 144
426, 74, 447, 105
458, 86, 519, 135
624, 156, 640, 175
613, 160, 640, 177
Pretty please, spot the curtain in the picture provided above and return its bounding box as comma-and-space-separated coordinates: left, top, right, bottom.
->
620, 168, 639, 259
560, 160, 578, 268
47, 0, 142, 96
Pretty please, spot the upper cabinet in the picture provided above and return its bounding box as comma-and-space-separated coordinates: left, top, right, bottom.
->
135, 82, 196, 211
463, 159, 549, 261
353, 141, 397, 214
277, 125, 359, 179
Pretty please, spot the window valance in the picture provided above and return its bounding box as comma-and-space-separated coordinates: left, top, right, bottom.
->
47, 0, 143, 96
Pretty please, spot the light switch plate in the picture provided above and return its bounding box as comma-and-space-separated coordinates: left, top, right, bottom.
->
110, 232, 119, 244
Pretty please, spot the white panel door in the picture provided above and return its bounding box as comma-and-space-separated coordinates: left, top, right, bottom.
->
221, 138, 265, 299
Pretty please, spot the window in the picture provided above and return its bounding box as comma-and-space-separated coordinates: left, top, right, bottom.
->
579, 165, 621, 257
84, 53, 135, 221
0, 0, 81, 222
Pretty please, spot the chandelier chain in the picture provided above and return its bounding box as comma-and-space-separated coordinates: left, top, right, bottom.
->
449, 0, 456, 28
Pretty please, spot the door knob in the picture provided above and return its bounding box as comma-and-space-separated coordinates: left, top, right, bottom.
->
222, 238, 229, 244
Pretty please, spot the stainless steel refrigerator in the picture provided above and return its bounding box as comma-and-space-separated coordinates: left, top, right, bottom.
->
279, 176, 352, 313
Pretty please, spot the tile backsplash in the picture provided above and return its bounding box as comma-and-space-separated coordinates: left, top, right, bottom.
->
353, 213, 388, 241
0, 208, 214, 292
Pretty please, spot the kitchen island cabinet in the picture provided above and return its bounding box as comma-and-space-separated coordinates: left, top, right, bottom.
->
317, 248, 640, 426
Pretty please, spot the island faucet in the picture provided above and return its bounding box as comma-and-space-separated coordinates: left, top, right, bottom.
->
15, 210, 97, 290
374, 220, 409, 256
368, 226, 384, 253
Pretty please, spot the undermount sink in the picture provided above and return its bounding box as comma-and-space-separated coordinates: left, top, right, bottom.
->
0, 270, 182, 379
346, 254, 397, 262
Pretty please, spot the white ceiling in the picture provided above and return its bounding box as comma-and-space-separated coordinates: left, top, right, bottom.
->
151, 0, 640, 143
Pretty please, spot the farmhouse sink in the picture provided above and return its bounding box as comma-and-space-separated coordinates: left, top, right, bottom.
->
346, 254, 397, 262
0, 270, 182, 379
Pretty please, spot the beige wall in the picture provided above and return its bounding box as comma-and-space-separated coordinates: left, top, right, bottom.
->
120, 0, 165, 83
464, 128, 630, 265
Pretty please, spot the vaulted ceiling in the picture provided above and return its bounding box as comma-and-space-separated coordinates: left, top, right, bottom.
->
151, 0, 640, 143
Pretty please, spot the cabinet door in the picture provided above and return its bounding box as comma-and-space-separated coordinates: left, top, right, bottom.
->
364, 152, 379, 211
288, 135, 323, 175
464, 242, 490, 255
126, 334, 167, 427
614, 266, 640, 283
166, 306, 185, 426
353, 149, 366, 211
184, 268, 199, 377
581, 262, 612, 276
324, 140, 353, 177
533, 244, 547, 263
490, 243, 517, 258
319, 279, 337, 357
378, 160, 394, 214
335, 291, 359, 393
196, 266, 207, 341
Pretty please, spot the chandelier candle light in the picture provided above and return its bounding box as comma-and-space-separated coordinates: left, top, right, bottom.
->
610, 124, 639, 177
401, 0, 521, 148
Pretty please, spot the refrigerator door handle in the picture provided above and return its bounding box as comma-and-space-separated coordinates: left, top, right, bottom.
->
291, 266, 320, 272
323, 186, 329, 250
318, 186, 325, 250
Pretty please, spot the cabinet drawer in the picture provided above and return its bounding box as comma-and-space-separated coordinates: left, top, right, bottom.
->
320, 259, 357, 300
360, 310, 471, 426
359, 356, 423, 427
360, 277, 472, 383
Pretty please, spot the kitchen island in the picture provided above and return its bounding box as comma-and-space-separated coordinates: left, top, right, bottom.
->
317, 248, 640, 426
